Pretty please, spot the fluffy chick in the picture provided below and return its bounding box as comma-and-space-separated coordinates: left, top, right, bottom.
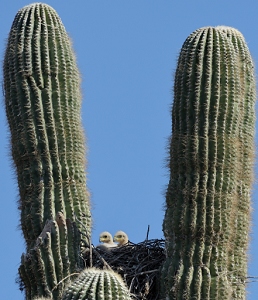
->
113, 231, 130, 246
96, 231, 117, 252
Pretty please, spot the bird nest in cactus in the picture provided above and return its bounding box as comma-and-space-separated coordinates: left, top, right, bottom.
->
81, 238, 165, 300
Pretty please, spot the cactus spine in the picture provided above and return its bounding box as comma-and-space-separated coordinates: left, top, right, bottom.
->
3, 2, 91, 249
4, 3, 91, 299
62, 268, 132, 300
161, 26, 255, 299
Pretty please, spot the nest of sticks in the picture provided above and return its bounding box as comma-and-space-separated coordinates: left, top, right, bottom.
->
81, 238, 166, 300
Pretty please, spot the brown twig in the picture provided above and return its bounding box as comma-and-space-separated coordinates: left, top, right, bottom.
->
51, 273, 80, 292
146, 225, 150, 241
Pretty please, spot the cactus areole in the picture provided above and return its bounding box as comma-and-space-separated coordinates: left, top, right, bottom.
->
3, 3, 91, 249
161, 26, 256, 299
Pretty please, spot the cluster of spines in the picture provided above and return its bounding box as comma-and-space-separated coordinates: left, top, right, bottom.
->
61, 268, 132, 300
19, 212, 82, 300
3, 2, 91, 249
161, 26, 255, 299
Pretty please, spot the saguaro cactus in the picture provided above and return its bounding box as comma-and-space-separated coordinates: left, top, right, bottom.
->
161, 27, 256, 299
3, 2, 91, 249
3, 3, 91, 299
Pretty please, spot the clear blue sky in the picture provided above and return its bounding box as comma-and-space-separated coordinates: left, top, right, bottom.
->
0, 1, 257, 299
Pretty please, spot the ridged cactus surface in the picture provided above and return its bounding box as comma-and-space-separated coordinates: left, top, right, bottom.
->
19, 212, 82, 300
62, 268, 132, 300
3, 2, 91, 249
161, 26, 255, 299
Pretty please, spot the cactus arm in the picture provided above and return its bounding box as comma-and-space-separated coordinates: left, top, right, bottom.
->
3, 3, 91, 249
4, 3, 90, 299
161, 26, 255, 299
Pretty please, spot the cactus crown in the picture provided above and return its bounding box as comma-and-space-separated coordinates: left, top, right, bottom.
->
62, 268, 132, 300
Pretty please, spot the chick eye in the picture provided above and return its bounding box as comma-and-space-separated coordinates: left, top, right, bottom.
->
103, 235, 107, 238
117, 235, 122, 238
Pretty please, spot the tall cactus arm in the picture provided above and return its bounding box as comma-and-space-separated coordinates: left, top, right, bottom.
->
3, 2, 91, 249
161, 26, 255, 300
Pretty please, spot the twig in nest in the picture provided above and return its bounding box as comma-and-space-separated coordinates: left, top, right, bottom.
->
51, 273, 80, 292
145, 225, 150, 242
91, 246, 113, 271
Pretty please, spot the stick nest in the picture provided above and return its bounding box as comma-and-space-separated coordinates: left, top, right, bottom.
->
81, 239, 165, 300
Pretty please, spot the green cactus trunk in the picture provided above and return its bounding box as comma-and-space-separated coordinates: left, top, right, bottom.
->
3, 3, 91, 249
3, 3, 91, 299
161, 26, 255, 299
